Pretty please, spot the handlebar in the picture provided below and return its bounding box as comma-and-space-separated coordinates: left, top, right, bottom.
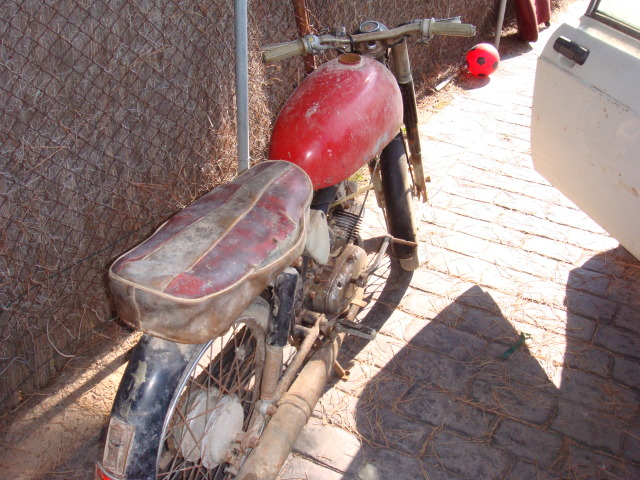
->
262, 17, 476, 63
262, 40, 306, 63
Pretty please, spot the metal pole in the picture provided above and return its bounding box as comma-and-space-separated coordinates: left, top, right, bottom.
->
292, 0, 316, 74
494, 0, 508, 48
235, 0, 250, 172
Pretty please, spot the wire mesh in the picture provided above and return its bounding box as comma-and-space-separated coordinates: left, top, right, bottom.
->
1, 0, 504, 412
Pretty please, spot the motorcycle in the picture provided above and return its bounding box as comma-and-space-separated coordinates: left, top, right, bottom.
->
96, 16, 475, 480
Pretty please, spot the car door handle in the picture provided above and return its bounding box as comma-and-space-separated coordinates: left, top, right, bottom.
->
553, 36, 590, 65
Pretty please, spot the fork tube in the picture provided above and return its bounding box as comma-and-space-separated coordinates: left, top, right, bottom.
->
391, 40, 428, 202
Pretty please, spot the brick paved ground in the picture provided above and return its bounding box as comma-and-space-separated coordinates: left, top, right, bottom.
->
2, 1, 639, 479
279, 1, 640, 479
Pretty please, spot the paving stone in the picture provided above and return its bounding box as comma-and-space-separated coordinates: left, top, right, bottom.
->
622, 422, 640, 463
447, 285, 507, 317
356, 405, 432, 455
565, 267, 613, 298
292, 417, 361, 473
508, 459, 563, 480
355, 446, 467, 480
562, 338, 611, 377
339, 333, 405, 372
455, 305, 516, 343
566, 444, 640, 480
614, 304, 640, 335
551, 400, 624, 454
389, 347, 475, 394
579, 246, 640, 278
595, 325, 640, 360
278, 454, 346, 480
314, 387, 358, 429
399, 288, 448, 320
544, 202, 608, 235
376, 308, 414, 341
612, 355, 640, 390
479, 341, 558, 390
527, 308, 598, 343
564, 290, 619, 326
401, 320, 486, 363
469, 378, 556, 425
333, 361, 382, 399
425, 430, 511, 480
355, 370, 411, 410
493, 419, 562, 467
409, 268, 475, 299
557, 368, 639, 412
397, 383, 496, 438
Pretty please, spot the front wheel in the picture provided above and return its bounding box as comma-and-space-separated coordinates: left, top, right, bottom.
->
380, 132, 419, 271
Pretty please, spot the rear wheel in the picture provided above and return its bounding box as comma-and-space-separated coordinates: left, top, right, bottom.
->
380, 132, 419, 271
157, 309, 267, 479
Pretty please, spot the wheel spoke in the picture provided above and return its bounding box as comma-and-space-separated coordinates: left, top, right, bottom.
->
157, 324, 261, 479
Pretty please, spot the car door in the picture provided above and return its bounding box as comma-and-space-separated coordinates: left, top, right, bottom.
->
531, 0, 640, 260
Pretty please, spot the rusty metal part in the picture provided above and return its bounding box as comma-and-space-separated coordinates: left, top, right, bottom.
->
235, 328, 347, 480
308, 244, 367, 314
391, 40, 427, 202
329, 184, 374, 209
333, 360, 350, 380
292, 0, 316, 74
369, 159, 386, 209
234, 279, 367, 479
260, 345, 283, 402
392, 236, 418, 247
273, 313, 322, 401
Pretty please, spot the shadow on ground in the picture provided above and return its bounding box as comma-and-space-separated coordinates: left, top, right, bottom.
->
329, 247, 640, 479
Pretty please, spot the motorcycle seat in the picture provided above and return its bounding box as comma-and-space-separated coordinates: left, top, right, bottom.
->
109, 160, 313, 343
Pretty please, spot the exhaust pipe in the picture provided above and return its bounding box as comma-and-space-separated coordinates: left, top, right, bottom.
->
235, 330, 346, 480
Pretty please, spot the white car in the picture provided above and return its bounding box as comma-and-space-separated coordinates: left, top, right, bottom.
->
531, 0, 640, 260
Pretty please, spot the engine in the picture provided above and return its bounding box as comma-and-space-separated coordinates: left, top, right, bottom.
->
304, 195, 368, 316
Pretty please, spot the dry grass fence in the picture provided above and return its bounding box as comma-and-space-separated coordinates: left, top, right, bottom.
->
1, 0, 520, 414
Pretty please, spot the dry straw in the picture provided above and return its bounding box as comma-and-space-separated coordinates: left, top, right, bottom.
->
1, 0, 507, 413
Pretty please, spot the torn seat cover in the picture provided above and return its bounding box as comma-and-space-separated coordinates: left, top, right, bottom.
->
109, 161, 313, 343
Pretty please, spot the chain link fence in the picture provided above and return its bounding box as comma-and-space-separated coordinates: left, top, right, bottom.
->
1, 0, 508, 413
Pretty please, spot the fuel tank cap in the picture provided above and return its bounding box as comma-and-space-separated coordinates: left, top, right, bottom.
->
338, 53, 362, 65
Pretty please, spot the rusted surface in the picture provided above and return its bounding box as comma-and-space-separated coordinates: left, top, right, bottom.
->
391, 41, 427, 202
237, 330, 346, 480
269, 55, 403, 189
260, 345, 283, 402
109, 161, 313, 343
292, 0, 316, 74
308, 244, 367, 314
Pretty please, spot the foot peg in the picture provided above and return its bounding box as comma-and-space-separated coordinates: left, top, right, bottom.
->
337, 319, 377, 340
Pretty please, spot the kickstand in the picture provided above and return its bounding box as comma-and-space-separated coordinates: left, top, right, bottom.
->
333, 360, 350, 380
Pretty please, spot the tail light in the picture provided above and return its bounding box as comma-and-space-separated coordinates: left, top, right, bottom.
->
95, 463, 120, 480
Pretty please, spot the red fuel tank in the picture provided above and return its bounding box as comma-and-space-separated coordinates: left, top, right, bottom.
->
269, 54, 403, 189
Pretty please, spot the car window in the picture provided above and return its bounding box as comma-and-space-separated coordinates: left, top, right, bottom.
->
588, 0, 640, 37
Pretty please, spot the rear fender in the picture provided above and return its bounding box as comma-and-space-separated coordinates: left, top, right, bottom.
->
101, 336, 201, 480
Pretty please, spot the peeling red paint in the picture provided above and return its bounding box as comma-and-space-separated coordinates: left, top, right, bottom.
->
269, 55, 403, 189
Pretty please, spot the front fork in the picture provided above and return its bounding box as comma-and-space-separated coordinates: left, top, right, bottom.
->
391, 39, 428, 203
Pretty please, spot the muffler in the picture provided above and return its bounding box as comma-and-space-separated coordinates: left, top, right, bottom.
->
235, 330, 346, 480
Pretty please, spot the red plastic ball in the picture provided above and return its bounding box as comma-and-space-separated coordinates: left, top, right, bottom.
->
466, 43, 500, 77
